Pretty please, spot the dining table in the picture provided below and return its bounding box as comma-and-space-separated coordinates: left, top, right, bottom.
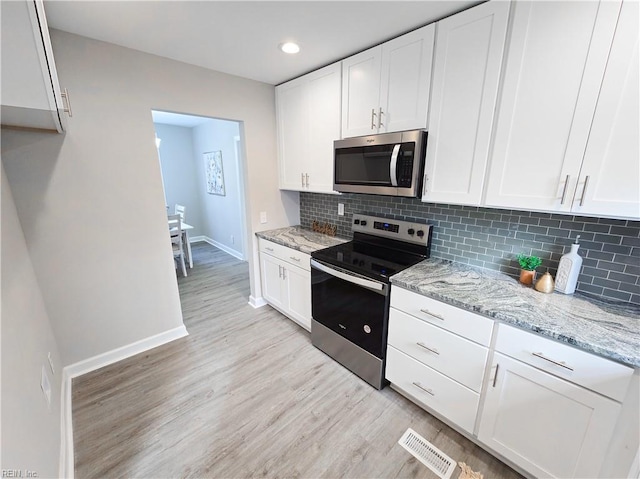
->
168, 217, 194, 268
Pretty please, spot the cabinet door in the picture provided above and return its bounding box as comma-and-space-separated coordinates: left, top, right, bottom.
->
260, 253, 284, 310
341, 46, 382, 138
1, 0, 65, 132
283, 265, 311, 331
484, 1, 622, 212
306, 63, 341, 193
379, 24, 435, 134
276, 77, 309, 191
422, 1, 509, 205
478, 353, 621, 478
573, 1, 640, 219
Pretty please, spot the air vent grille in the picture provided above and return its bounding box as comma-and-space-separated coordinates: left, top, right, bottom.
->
398, 428, 456, 479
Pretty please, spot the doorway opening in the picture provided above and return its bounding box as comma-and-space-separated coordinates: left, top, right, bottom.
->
151, 110, 248, 263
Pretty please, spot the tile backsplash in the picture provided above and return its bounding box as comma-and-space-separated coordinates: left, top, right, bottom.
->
300, 192, 640, 305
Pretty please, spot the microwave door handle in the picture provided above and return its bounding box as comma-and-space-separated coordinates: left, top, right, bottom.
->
390, 144, 401, 187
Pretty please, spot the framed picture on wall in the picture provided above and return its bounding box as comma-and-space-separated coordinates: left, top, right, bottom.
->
204, 150, 225, 196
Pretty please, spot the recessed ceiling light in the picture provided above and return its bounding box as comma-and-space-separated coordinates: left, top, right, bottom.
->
280, 42, 300, 54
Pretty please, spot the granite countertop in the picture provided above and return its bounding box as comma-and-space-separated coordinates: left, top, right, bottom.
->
255, 225, 348, 254
391, 259, 640, 368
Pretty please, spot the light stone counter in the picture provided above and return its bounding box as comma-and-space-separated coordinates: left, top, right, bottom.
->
255, 226, 348, 255
391, 258, 640, 368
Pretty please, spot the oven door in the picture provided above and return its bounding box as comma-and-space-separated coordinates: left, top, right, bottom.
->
310, 258, 389, 359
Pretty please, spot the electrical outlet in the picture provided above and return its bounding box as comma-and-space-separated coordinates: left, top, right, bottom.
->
48, 352, 55, 375
338, 203, 345, 216
41, 366, 51, 408
260, 211, 267, 224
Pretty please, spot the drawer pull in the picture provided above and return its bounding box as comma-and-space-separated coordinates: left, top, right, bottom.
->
290, 256, 301, 262
416, 342, 439, 355
419, 308, 445, 321
532, 352, 574, 371
412, 382, 435, 396
492, 363, 500, 387
265, 247, 274, 252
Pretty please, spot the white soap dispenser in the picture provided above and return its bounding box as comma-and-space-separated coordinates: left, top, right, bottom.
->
555, 235, 583, 294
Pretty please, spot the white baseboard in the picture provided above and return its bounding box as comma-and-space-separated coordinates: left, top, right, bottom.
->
199, 236, 244, 261
249, 295, 267, 308
189, 235, 207, 243
58, 325, 188, 478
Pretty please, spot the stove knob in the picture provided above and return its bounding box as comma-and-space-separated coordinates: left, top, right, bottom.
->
354, 219, 360, 225
360, 220, 367, 226
408, 228, 415, 235
417, 230, 425, 238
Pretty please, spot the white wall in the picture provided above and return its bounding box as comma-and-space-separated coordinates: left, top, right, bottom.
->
1, 30, 299, 366
1, 162, 63, 478
154, 123, 205, 237
192, 118, 244, 257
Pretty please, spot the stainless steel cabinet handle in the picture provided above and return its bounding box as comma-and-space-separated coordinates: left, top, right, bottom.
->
290, 256, 301, 262
492, 363, 500, 387
560, 174, 570, 205
378, 107, 384, 128
579, 176, 590, 206
305, 173, 310, 188
282, 267, 286, 280
301, 173, 305, 188
61, 88, 73, 117
412, 382, 434, 396
265, 247, 274, 252
532, 352, 574, 371
371, 109, 376, 130
416, 342, 439, 355
419, 308, 444, 321
278, 265, 282, 278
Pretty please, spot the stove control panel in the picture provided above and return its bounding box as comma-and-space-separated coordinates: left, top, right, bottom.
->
352, 213, 431, 246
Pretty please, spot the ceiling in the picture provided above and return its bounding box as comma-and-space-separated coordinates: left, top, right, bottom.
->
44, 1, 480, 85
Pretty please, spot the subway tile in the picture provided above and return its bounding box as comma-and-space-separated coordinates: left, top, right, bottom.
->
586, 250, 615, 261
594, 233, 623, 245
631, 294, 640, 305
598, 217, 628, 226
613, 255, 640, 266
602, 244, 633, 255
625, 264, 640, 276
601, 288, 632, 302
592, 277, 622, 290
582, 266, 609, 278
578, 283, 604, 295
583, 223, 611, 233
622, 236, 640, 247
617, 282, 640, 295
547, 228, 571, 238
610, 226, 640, 237
560, 221, 585, 230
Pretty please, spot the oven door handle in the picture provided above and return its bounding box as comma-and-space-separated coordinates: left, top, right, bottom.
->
311, 259, 387, 294
389, 144, 400, 187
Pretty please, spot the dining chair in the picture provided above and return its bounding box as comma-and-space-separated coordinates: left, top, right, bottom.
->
175, 204, 186, 221
168, 214, 187, 277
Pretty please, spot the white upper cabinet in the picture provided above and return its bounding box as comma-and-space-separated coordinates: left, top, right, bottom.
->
422, 1, 509, 205
484, 1, 623, 213
276, 62, 341, 193
341, 24, 435, 138
572, 1, 640, 219
1, 0, 67, 132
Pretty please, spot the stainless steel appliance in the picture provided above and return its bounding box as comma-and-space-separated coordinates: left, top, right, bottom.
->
333, 130, 428, 197
310, 214, 432, 389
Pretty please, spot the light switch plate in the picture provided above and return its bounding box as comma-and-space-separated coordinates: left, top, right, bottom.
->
260, 211, 267, 224
338, 203, 345, 216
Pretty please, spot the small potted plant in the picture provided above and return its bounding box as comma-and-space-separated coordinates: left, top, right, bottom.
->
516, 253, 542, 285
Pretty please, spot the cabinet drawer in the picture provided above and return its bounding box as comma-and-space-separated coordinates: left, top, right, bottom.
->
386, 346, 480, 434
388, 308, 488, 392
259, 238, 310, 271
390, 286, 494, 346
496, 324, 633, 402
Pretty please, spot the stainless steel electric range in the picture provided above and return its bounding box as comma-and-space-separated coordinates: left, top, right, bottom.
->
310, 213, 432, 389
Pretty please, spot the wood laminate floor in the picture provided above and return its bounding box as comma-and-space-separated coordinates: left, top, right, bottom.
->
72, 243, 523, 479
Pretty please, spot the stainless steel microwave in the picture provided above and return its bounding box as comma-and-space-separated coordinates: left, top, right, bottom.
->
333, 130, 427, 197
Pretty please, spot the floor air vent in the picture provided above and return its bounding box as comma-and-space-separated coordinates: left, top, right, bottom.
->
398, 428, 456, 479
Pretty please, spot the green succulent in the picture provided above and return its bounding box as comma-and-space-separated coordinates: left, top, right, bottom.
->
516, 253, 542, 271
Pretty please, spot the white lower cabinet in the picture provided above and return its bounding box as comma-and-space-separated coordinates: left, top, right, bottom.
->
477, 324, 632, 478
388, 288, 634, 478
386, 286, 492, 435
478, 352, 622, 478
259, 239, 311, 331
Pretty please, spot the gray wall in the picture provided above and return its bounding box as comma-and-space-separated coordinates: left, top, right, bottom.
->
2, 29, 297, 366
192, 118, 244, 257
1, 163, 62, 478
300, 192, 640, 305
154, 123, 205, 237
